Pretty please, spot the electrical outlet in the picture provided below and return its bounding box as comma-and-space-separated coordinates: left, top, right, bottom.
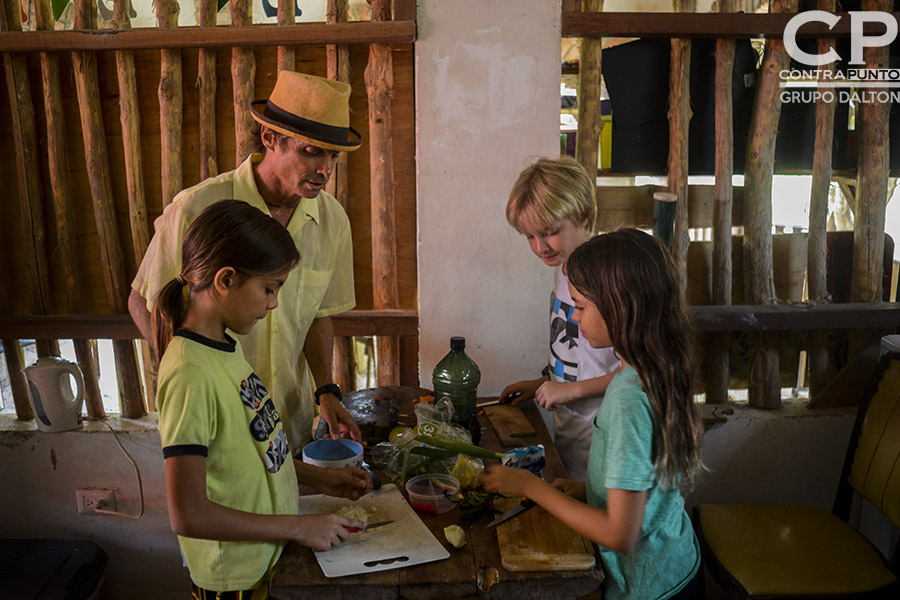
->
75, 489, 116, 515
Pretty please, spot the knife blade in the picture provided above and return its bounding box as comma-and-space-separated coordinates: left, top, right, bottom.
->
488, 498, 537, 527
346, 520, 394, 533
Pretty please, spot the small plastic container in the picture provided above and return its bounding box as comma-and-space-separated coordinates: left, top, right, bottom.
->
405, 473, 460, 515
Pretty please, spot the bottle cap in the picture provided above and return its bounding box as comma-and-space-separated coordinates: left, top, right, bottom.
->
450, 337, 465, 351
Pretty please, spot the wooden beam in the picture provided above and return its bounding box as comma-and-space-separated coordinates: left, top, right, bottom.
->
707, 0, 736, 404
742, 0, 799, 409
0, 21, 417, 53
0, 310, 421, 340
155, 0, 183, 207
575, 0, 603, 193
277, 0, 296, 73
2, 305, 895, 339
72, 0, 145, 418
690, 302, 900, 332
367, 0, 399, 387
231, 0, 256, 165
561, 11, 900, 38
198, 0, 217, 180
808, 0, 838, 397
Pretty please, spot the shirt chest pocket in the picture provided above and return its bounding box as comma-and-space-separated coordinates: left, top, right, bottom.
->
295, 268, 332, 319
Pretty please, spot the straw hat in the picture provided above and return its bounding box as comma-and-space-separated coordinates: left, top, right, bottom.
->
250, 71, 362, 152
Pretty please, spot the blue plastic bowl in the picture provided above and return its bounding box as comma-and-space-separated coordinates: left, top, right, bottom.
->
301, 438, 364, 468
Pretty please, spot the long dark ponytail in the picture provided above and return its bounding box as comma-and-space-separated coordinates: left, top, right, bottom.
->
151, 200, 300, 356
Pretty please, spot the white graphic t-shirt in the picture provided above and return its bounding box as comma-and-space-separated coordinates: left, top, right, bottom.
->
548, 267, 620, 481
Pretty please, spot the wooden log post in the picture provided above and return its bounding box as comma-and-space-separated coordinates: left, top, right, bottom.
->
366, 0, 399, 386
325, 0, 350, 208
707, 0, 735, 404
34, 0, 105, 417
231, 0, 256, 165
1, 0, 58, 360
807, 0, 837, 401
71, 0, 145, 418
575, 0, 603, 195
114, 0, 153, 411
743, 0, 798, 409
853, 0, 892, 305
198, 0, 217, 179
668, 0, 693, 288
277, 0, 295, 73
849, 0, 893, 361
326, 0, 352, 387
155, 0, 183, 207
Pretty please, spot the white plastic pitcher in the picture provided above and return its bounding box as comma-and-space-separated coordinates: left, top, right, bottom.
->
23, 357, 85, 432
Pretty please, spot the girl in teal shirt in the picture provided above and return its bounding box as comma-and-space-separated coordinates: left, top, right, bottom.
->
484, 229, 704, 600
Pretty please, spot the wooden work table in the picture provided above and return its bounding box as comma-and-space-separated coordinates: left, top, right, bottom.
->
272, 397, 604, 600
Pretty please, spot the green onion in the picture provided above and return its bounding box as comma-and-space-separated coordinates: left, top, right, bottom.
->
414, 435, 503, 461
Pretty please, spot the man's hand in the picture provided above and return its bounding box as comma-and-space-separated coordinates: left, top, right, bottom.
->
298, 461, 373, 500
318, 393, 362, 441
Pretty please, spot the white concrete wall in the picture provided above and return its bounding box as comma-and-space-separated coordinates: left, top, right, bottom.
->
416, 0, 561, 394
0, 417, 189, 599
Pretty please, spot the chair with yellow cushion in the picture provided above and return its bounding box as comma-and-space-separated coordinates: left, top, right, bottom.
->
694, 351, 900, 600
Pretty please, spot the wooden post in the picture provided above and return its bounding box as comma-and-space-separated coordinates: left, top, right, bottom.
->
325, 0, 350, 208
852, 0, 891, 306
366, 0, 399, 386
575, 0, 603, 192
114, 0, 153, 412
668, 0, 693, 287
1, 0, 58, 359
72, 0, 146, 418
277, 0, 295, 73
113, 0, 150, 265
198, 0, 217, 179
155, 0, 183, 206
708, 0, 734, 404
35, 0, 105, 417
743, 0, 798, 409
807, 0, 837, 399
231, 0, 256, 165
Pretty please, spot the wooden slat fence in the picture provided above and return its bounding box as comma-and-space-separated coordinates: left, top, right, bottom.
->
566, 3, 898, 408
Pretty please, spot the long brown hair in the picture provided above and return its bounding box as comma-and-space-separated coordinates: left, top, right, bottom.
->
151, 200, 300, 356
567, 228, 703, 490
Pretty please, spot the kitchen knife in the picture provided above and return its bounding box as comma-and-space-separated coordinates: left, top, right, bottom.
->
346, 520, 394, 533
488, 498, 537, 527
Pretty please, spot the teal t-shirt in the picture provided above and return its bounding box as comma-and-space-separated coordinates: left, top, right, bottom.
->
586, 366, 700, 600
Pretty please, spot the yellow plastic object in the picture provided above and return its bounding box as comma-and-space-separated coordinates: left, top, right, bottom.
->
600, 115, 612, 169
848, 360, 900, 525
450, 453, 484, 489
697, 503, 896, 596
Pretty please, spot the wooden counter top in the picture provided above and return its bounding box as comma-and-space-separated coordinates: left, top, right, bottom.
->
272, 397, 603, 600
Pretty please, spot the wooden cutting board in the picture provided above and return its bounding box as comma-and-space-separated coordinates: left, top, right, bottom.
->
297, 484, 449, 578
495, 496, 596, 572
484, 404, 536, 447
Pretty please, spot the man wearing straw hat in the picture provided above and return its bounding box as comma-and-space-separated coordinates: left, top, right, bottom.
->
129, 70, 363, 452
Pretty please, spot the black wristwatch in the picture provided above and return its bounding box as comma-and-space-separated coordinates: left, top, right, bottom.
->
541, 365, 551, 378
314, 383, 342, 405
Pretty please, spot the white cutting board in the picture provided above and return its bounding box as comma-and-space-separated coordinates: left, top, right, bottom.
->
297, 484, 450, 578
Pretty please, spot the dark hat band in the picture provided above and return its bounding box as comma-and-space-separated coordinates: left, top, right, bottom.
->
256, 99, 361, 147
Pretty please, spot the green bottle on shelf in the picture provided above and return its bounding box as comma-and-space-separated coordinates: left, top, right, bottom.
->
432, 336, 481, 424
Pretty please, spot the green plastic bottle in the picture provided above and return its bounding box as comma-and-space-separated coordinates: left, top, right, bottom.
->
432, 336, 481, 424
